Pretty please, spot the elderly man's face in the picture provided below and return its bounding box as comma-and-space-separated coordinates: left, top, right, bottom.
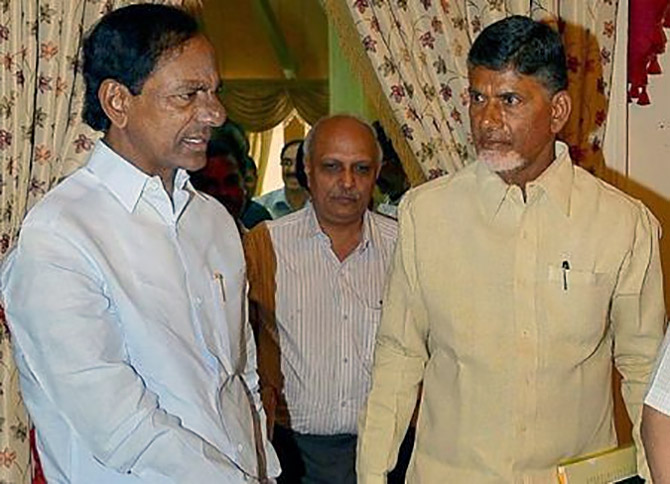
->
123, 35, 225, 180
468, 66, 569, 180
306, 118, 380, 228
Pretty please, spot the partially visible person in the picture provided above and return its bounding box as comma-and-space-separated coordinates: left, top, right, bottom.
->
357, 15, 665, 483
294, 140, 309, 192
191, 139, 246, 219
243, 155, 261, 199
241, 156, 273, 229
254, 140, 309, 219
0, 4, 278, 482
191, 140, 271, 231
642, 330, 670, 484
244, 115, 398, 483
372, 122, 410, 219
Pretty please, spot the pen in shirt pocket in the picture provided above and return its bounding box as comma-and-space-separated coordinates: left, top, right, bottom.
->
213, 271, 226, 302
561, 260, 570, 291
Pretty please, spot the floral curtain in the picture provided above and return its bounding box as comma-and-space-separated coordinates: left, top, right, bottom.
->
324, 0, 618, 180
221, 79, 328, 133
0, 1, 197, 482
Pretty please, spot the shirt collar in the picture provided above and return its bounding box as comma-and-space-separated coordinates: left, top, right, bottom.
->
476, 140, 574, 219
530, 141, 573, 217
86, 140, 193, 212
305, 202, 374, 252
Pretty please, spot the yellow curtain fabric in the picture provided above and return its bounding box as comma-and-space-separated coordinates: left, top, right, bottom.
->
324, 0, 618, 180
0, 1, 196, 481
249, 130, 275, 196
221, 80, 328, 133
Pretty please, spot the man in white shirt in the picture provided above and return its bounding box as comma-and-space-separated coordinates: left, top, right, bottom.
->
642, 331, 670, 483
244, 115, 399, 483
254, 140, 309, 219
0, 4, 278, 483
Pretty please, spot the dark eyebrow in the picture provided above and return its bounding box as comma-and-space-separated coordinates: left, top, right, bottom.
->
497, 91, 520, 98
173, 80, 221, 91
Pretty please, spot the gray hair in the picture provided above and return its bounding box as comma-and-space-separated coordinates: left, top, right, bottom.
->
303, 114, 383, 165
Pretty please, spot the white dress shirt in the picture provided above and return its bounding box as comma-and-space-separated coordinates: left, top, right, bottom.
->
646, 326, 670, 414
254, 188, 294, 219
1, 141, 279, 483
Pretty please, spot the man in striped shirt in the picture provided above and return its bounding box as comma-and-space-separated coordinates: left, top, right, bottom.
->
244, 115, 398, 483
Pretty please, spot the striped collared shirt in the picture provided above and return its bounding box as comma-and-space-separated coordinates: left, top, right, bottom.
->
245, 203, 397, 435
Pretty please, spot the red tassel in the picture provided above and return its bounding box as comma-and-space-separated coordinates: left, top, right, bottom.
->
629, 85, 641, 100
649, 55, 663, 74
638, 87, 651, 105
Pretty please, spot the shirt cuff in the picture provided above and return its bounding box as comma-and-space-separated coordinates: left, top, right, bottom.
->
357, 473, 386, 484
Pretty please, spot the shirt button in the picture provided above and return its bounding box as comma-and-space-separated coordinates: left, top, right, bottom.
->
343, 357, 349, 363
341, 401, 347, 407
194, 297, 202, 306
237, 443, 243, 452
343, 314, 348, 320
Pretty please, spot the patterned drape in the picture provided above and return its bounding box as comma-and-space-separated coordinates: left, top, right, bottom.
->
0, 1, 197, 481
324, 0, 618, 179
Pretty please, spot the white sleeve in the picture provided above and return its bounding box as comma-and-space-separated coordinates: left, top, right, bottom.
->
1, 226, 245, 481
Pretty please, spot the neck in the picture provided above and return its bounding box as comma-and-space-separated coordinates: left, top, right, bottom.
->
317, 214, 365, 262
285, 186, 308, 210
497, 141, 556, 200
103, 132, 175, 198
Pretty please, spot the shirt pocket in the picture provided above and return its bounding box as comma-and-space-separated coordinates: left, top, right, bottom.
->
203, 267, 246, 370
362, 306, 383, 373
544, 264, 612, 348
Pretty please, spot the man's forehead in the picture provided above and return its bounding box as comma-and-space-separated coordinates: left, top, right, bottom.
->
468, 66, 548, 92
149, 35, 218, 79
315, 120, 375, 148
282, 144, 300, 158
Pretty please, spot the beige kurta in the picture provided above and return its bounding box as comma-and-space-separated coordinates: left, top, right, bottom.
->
357, 142, 666, 483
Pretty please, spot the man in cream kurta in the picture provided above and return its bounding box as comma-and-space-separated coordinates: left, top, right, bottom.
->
357, 16, 665, 484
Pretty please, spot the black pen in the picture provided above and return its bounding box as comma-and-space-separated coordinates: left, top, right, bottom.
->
561, 260, 570, 291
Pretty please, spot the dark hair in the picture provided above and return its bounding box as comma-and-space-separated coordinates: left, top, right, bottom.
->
191, 139, 242, 189
280, 139, 304, 161
467, 15, 567, 94
82, 4, 200, 131
206, 138, 235, 160
294, 141, 309, 191
204, 138, 246, 177
211, 119, 249, 165
243, 155, 257, 176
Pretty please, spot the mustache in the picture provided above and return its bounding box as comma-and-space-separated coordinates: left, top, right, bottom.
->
330, 189, 361, 201
478, 134, 512, 144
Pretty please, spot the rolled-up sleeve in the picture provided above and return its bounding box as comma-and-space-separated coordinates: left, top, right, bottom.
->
357, 196, 429, 484
2, 226, 243, 481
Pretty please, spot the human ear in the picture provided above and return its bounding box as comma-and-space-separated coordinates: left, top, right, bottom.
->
98, 79, 132, 129
550, 90, 572, 134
